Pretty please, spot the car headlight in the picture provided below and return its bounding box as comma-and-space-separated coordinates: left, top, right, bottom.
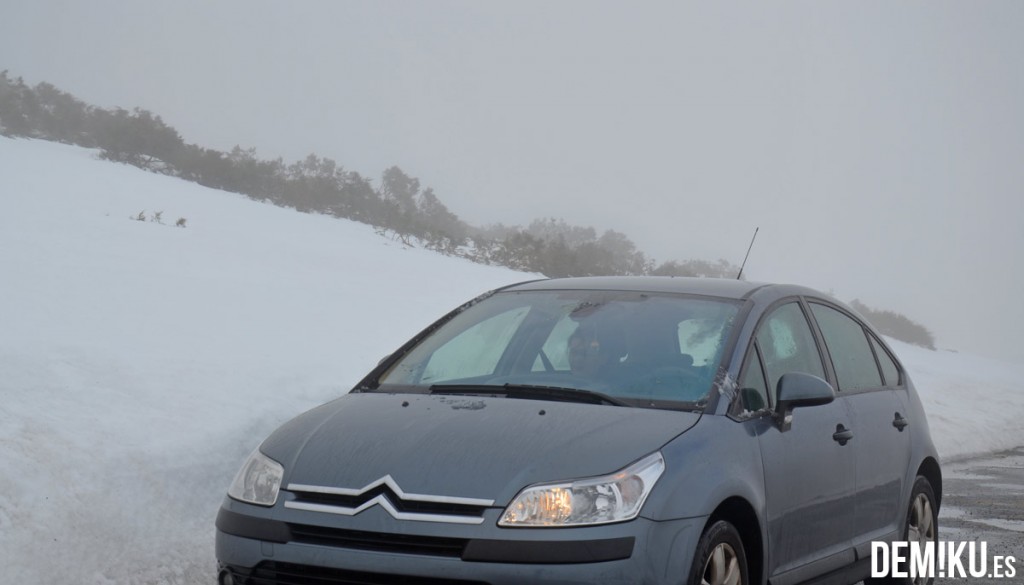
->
499, 452, 664, 527
227, 448, 284, 506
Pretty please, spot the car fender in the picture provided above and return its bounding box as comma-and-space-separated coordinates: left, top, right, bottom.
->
643, 414, 767, 524
898, 377, 942, 506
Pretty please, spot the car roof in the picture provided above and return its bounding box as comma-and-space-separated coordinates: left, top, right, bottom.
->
503, 276, 778, 300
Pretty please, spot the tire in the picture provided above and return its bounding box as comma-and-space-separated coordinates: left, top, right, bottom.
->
865, 475, 938, 585
688, 520, 749, 585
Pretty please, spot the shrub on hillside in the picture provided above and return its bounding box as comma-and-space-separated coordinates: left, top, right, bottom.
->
850, 299, 936, 350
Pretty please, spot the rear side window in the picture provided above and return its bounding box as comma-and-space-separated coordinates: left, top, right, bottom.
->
756, 302, 826, 396
810, 303, 883, 391
870, 335, 902, 387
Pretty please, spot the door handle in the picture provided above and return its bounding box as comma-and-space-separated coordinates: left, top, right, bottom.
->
893, 413, 909, 432
833, 424, 854, 446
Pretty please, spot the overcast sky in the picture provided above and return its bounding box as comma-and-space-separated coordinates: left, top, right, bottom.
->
3, 1, 1022, 362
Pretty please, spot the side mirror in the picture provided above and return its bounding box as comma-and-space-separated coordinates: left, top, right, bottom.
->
775, 372, 835, 431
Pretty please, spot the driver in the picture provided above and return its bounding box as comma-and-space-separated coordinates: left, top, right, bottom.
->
567, 323, 624, 378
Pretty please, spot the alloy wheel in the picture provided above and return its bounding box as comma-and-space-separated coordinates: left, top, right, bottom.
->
907, 493, 936, 585
701, 542, 742, 585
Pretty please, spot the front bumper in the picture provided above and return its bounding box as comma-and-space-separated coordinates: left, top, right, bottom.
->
215, 497, 706, 585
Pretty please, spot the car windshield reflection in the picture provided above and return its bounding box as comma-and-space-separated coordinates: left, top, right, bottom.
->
375, 290, 740, 409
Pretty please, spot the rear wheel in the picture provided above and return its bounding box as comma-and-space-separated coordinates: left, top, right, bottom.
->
689, 520, 748, 585
866, 475, 938, 585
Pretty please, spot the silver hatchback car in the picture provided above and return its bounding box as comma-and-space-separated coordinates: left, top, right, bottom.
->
216, 277, 941, 585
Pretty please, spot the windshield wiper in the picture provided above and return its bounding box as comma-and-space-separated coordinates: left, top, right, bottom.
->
428, 383, 632, 407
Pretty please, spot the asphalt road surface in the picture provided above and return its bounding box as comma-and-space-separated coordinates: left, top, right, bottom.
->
932, 446, 1024, 584
853, 447, 1023, 585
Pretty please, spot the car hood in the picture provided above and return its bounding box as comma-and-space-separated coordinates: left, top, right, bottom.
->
260, 392, 700, 505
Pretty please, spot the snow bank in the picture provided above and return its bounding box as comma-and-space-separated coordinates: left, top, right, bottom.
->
0, 137, 531, 582
888, 339, 1024, 461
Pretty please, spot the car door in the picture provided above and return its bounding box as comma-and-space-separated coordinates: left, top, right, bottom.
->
745, 300, 858, 580
808, 302, 911, 550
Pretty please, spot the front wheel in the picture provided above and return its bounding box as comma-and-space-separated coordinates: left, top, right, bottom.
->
865, 475, 938, 585
688, 520, 748, 585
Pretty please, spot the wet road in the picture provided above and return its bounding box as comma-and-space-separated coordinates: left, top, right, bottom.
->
853, 447, 1024, 585
933, 447, 1024, 584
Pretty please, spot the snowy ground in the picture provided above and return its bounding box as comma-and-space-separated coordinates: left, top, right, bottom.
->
1, 137, 1022, 583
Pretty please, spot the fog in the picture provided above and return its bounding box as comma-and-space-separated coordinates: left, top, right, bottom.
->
3, 1, 1022, 362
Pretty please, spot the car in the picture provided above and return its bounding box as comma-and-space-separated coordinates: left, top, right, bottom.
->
215, 276, 941, 585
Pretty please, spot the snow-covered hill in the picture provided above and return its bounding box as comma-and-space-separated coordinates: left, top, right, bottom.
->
1, 136, 1021, 583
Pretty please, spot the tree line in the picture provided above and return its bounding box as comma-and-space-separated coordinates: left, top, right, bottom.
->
0, 71, 737, 279
0, 71, 937, 348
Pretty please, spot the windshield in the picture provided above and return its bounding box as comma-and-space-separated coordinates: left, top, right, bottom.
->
375, 290, 740, 409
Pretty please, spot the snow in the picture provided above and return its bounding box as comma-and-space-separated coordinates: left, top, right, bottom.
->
1, 136, 1021, 583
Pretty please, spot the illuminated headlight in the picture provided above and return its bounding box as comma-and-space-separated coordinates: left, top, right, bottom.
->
227, 448, 284, 507
499, 452, 664, 527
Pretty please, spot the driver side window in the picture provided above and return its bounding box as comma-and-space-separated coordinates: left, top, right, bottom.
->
738, 344, 769, 412
420, 307, 529, 384
531, 315, 579, 372
756, 302, 826, 398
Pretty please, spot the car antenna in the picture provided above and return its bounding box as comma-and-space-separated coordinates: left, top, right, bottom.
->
736, 227, 759, 280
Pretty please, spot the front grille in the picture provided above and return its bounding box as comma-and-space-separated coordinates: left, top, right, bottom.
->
287, 524, 468, 557
231, 561, 491, 585
288, 486, 489, 519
